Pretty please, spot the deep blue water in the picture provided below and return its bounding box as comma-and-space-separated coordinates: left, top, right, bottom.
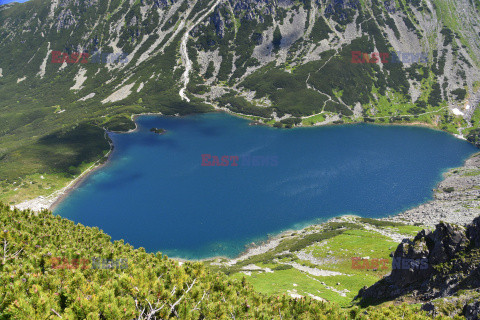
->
54, 113, 478, 259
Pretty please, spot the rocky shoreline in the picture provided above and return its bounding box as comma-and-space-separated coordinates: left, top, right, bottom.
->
227, 152, 480, 263
385, 152, 480, 227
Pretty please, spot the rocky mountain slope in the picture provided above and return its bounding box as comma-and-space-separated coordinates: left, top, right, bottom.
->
1, 0, 480, 202
357, 216, 480, 319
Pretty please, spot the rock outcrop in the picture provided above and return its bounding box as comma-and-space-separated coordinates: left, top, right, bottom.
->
357, 216, 480, 318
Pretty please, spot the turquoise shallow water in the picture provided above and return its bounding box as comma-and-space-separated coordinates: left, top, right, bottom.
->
54, 113, 478, 259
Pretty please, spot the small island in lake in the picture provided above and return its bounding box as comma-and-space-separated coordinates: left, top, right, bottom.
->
150, 127, 167, 135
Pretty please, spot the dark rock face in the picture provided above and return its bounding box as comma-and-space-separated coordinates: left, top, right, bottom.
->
425, 223, 469, 264
467, 216, 480, 248
229, 0, 277, 22
389, 237, 431, 286
319, 0, 359, 23
464, 301, 480, 320
388, 223, 468, 287
210, 11, 225, 38
152, 0, 175, 9
357, 218, 480, 304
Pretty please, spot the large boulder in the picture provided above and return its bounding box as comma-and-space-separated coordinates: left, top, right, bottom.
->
389, 236, 431, 286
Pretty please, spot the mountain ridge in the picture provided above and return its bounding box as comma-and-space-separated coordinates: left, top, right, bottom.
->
1, 0, 480, 201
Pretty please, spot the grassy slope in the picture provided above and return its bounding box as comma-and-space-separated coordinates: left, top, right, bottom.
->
207, 214, 480, 320
207, 216, 428, 307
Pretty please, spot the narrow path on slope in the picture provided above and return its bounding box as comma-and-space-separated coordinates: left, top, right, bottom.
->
179, 0, 223, 102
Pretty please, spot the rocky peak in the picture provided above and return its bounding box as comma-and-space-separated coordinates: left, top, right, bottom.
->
357, 216, 480, 307
425, 222, 469, 264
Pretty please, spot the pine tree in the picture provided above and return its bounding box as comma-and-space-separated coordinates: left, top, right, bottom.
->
272, 26, 282, 52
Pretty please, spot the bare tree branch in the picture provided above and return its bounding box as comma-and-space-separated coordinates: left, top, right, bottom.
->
2, 238, 23, 265
51, 308, 62, 318
135, 280, 191, 320
169, 279, 197, 317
